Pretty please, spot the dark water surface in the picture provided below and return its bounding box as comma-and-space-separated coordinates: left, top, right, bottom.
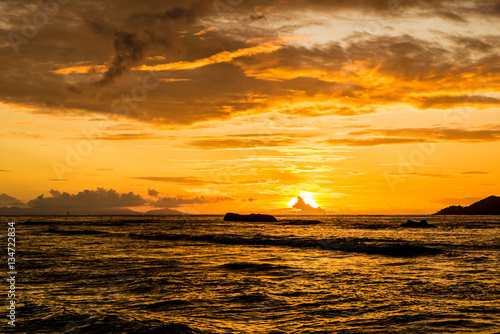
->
2, 215, 500, 333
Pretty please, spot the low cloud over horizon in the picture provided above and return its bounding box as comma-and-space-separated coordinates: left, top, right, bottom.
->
0, 188, 234, 215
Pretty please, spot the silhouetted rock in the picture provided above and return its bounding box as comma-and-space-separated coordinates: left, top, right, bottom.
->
434, 196, 500, 215
400, 219, 437, 228
224, 213, 278, 222
281, 219, 322, 225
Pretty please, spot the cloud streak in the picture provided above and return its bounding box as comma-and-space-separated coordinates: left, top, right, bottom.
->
55, 36, 302, 75
152, 195, 233, 208
351, 128, 500, 143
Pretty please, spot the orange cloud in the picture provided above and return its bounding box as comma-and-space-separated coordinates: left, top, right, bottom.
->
131, 176, 229, 185
137, 36, 305, 72
54, 37, 304, 75
327, 137, 426, 146
352, 128, 500, 142
188, 137, 299, 149
54, 65, 107, 75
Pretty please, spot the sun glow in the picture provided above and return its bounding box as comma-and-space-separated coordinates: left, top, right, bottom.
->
287, 197, 298, 207
287, 191, 319, 208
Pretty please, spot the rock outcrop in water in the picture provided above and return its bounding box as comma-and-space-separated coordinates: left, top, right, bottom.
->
434, 195, 500, 215
400, 219, 437, 228
224, 213, 278, 222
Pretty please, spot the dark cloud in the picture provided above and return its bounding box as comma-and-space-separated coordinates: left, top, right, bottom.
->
95, 31, 148, 86
50, 190, 61, 197
0, 188, 149, 214
327, 137, 426, 146
450, 36, 494, 53
412, 95, 500, 109
0, 194, 26, 208
437, 10, 467, 23
148, 189, 160, 197
1, 1, 500, 126
325, 125, 500, 148
345, 35, 451, 80
461, 171, 489, 175
285, 0, 500, 19
0, 188, 235, 214
91, 0, 215, 86
27, 188, 146, 210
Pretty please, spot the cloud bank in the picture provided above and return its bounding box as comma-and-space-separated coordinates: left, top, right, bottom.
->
0, 188, 232, 215
1, 0, 499, 125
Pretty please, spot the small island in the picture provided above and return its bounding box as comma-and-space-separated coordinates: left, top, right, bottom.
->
434, 196, 500, 215
223, 213, 278, 222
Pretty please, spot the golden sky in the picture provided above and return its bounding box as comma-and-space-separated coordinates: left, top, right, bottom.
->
1, 0, 499, 214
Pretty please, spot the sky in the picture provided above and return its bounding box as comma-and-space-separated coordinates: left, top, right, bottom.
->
1, 0, 499, 214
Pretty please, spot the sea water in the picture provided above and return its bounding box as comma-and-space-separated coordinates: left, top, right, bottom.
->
4, 215, 500, 333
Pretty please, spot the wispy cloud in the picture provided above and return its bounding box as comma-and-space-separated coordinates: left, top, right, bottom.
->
131, 176, 225, 185
461, 171, 489, 175
189, 137, 300, 149
327, 137, 426, 146
347, 127, 500, 145
152, 195, 233, 208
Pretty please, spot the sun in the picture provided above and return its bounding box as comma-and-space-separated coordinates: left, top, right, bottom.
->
287, 191, 319, 208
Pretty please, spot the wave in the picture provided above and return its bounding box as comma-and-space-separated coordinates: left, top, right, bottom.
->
65, 316, 204, 334
219, 262, 292, 271
142, 299, 193, 310
227, 292, 270, 303
43, 228, 106, 235
129, 232, 442, 257
23, 220, 61, 225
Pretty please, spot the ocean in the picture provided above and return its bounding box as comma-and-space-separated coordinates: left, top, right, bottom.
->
3, 215, 500, 333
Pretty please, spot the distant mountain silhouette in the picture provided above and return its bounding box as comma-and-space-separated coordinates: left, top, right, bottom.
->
434, 196, 500, 215
144, 208, 188, 215
0, 206, 187, 215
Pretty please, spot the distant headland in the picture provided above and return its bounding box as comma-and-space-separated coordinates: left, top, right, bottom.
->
434, 196, 500, 215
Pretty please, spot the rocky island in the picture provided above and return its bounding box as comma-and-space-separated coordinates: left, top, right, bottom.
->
400, 219, 437, 228
434, 196, 500, 215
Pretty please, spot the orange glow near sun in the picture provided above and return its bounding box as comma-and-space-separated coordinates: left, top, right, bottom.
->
287, 191, 319, 208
